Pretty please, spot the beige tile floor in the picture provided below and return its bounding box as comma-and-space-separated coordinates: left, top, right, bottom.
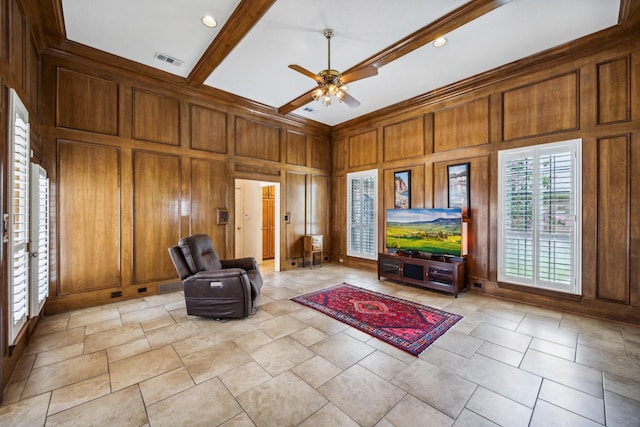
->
2, 262, 640, 426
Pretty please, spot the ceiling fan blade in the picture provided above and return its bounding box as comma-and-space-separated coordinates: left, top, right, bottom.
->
340, 65, 378, 84
278, 88, 316, 115
288, 64, 323, 82
341, 91, 360, 108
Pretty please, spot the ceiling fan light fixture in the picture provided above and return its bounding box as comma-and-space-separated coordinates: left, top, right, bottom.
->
312, 86, 325, 101
284, 28, 375, 112
433, 37, 447, 47
201, 15, 217, 28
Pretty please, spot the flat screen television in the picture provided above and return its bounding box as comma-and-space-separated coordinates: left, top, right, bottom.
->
386, 208, 463, 256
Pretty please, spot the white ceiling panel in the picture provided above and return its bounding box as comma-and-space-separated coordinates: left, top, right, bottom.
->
62, 0, 241, 77
61, 0, 621, 125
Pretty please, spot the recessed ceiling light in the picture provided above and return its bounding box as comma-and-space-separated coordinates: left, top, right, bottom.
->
202, 15, 217, 28
433, 37, 447, 47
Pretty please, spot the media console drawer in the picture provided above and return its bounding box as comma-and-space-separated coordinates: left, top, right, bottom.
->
377, 252, 467, 297
428, 266, 454, 284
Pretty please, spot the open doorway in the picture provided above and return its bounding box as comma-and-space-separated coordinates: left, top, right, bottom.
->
234, 179, 280, 272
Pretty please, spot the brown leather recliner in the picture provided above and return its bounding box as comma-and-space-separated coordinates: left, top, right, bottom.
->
168, 234, 263, 319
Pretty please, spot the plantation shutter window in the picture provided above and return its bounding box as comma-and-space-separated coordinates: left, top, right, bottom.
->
498, 139, 582, 295
347, 169, 378, 260
30, 163, 50, 316
9, 89, 30, 344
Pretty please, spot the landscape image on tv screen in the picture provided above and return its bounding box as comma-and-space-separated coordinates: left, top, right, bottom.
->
386, 208, 462, 256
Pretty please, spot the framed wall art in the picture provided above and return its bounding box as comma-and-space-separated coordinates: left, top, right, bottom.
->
394, 170, 410, 209
447, 163, 470, 217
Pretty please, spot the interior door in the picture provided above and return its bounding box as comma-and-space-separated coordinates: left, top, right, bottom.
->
262, 185, 275, 259
235, 186, 243, 258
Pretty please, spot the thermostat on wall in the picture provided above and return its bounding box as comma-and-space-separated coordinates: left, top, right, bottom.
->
217, 208, 228, 225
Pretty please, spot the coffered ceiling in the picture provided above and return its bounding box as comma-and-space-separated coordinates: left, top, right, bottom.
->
58, 0, 623, 126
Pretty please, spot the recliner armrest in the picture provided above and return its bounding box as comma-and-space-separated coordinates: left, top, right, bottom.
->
221, 257, 258, 271
191, 268, 248, 280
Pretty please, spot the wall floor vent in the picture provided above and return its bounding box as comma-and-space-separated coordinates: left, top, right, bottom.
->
158, 282, 182, 294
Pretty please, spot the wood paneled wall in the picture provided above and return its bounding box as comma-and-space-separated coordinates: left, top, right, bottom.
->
132, 151, 181, 283
332, 34, 640, 324
0, 0, 42, 398
58, 141, 121, 293
39, 49, 332, 313
1, 2, 639, 399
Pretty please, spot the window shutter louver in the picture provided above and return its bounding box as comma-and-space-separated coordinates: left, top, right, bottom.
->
31, 164, 49, 316
503, 154, 535, 282
498, 139, 581, 295
9, 90, 30, 343
347, 170, 377, 260
537, 148, 574, 286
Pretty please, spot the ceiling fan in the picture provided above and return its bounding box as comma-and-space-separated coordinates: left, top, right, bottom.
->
278, 29, 378, 114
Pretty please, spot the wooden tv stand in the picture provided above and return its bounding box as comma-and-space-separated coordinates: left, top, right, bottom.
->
378, 252, 467, 297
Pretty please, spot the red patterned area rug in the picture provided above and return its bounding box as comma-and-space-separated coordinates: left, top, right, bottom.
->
291, 283, 463, 356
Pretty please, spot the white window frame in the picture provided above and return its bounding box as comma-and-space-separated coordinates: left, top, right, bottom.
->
347, 169, 378, 260
8, 89, 30, 344
498, 139, 582, 295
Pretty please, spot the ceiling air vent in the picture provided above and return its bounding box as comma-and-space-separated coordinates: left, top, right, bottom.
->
154, 52, 183, 67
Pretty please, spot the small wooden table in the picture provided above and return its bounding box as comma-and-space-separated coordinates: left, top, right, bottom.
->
304, 235, 323, 268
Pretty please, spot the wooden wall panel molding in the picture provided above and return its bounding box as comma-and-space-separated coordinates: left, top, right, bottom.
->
383, 115, 425, 162
56, 68, 119, 135
434, 98, 490, 152
332, 135, 346, 172
285, 171, 306, 262
286, 129, 306, 166
0, 0, 6, 61
133, 88, 180, 145
311, 136, 330, 170
348, 129, 378, 168
190, 103, 227, 153
310, 174, 331, 258
190, 158, 228, 258
28, 35, 38, 108
596, 135, 630, 304
597, 56, 630, 125
234, 117, 280, 162
631, 133, 640, 307
57, 140, 121, 294
0, 78, 5, 110
383, 165, 425, 210
467, 155, 490, 281
234, 163, 281, 178
9, 0, 25, 91
332, 175, 347, 261
433, 156, 490, 280
503, 72, 579, 141
133, 150, 181, 283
